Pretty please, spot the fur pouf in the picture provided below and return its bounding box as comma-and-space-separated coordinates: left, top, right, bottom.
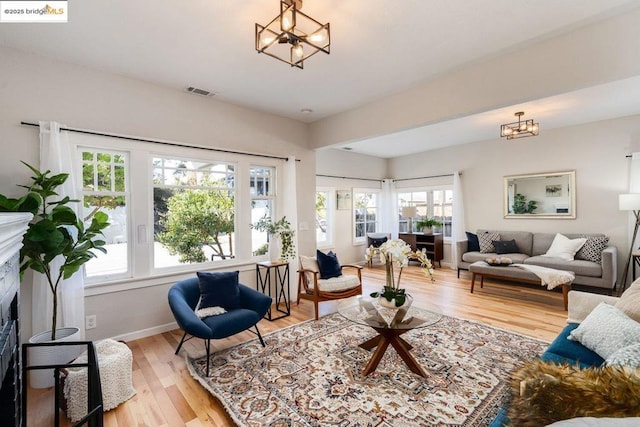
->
508, 359, 640, 426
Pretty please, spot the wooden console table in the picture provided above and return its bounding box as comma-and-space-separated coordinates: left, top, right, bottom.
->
398, 233, 443, 267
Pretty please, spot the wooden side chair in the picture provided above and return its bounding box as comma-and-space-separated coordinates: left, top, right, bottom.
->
297, 255, 363, 320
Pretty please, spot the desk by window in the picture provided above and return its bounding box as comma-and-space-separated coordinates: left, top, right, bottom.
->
256, 261, 290, 321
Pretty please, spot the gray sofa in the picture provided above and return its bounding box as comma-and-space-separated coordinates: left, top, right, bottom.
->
456, 230, 617, 291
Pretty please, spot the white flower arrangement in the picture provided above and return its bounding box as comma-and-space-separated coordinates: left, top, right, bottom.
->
366, 239, 435, 306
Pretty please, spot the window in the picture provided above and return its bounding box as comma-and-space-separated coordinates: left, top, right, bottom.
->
81, 149, 129, 280
74, 133, 285, 286
250, 166, 275, 256
353, 190, 379, 243
152, 157, 235, 268
398, 188, 452, 238
315, 188, 333, 247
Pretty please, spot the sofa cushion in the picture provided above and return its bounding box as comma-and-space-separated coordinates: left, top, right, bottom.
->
542, 323, 604, 367
493, 239, 519, 254
542, 233, 586, 261
463, 251, 529, 264
606, 343, 640, 368
479, 230, 533, 256
616, 278, 640, 322
568, 303, 640, 359
575, 235, 609, 263
465, 231, 480, 252
524, 256, 602, 277
315, 275, 361, 292
478, 232, 501, 253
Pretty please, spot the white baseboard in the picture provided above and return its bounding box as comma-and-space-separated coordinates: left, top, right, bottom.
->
111, 321, 178, 342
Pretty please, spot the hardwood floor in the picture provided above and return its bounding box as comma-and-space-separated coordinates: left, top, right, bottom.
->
26, 265, 568, 426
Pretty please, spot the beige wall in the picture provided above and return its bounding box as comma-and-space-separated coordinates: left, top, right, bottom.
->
0, 46, 316, 341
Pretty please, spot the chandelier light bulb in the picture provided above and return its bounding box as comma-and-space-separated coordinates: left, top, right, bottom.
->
282, 16, 292, 31
293, 43, 304, 60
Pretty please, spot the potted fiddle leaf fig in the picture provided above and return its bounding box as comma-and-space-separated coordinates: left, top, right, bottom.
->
0, 162, 110, 341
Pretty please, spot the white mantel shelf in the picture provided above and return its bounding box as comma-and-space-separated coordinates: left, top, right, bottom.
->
0, 212, 33, 267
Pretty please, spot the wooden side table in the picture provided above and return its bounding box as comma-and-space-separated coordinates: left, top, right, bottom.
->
256, 261, 290, 321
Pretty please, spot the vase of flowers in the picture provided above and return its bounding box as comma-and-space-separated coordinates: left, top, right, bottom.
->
365, 239, 435, 308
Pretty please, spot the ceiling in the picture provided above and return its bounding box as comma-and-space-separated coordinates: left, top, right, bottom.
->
1, 0, 640, 158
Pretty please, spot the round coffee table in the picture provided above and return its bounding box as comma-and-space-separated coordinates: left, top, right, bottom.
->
336, 295, 442, 377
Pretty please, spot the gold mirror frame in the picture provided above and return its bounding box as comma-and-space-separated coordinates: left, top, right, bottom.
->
504, 171, 576, 219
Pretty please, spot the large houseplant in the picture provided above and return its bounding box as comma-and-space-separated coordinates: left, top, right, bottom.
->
0, 162, 109, 340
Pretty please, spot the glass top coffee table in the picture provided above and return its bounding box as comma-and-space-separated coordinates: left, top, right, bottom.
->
336, 295, 442, 377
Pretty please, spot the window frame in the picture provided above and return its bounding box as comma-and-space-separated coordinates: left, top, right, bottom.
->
397, 185, 453, 240
315, 187, 334, 248
80, 146, 132, 284
352, 188, 380, 245
71, 134, 285, 288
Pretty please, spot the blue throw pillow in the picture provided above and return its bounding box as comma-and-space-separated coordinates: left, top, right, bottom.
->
316, 250, 343, 279
196, 271, 241, 310
466, 232, 480, 252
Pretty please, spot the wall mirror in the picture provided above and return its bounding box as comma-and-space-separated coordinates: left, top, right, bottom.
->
504, 170, 576, 219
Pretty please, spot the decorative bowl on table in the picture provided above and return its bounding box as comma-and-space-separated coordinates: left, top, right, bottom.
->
485, 256, 513, 266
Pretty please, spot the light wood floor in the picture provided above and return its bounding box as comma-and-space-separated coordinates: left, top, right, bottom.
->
27, 265, 569, 426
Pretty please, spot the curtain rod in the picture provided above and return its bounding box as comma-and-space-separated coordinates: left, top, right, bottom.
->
393, 172, 459, 182
316, 174, 383, 182
20, 121, 298, 162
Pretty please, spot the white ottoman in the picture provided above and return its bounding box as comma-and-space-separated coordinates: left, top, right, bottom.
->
63, 339, 136, 422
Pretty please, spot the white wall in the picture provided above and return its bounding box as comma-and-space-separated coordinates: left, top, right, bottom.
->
0, 46, 317, 341
315, 149, 387, 264
310, 9, 640, 148
388, 114, 640, 279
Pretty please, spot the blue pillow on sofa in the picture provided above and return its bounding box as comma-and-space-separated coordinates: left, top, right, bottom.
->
316, 250, 343, 279
466, 232, 480, 252
197, 271, 242, 310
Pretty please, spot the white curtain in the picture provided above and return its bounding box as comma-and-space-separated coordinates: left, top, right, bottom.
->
380, 179, 399, 239
451, 171, 466, 270
283, 156, 299, 295
35, 121, 85, 338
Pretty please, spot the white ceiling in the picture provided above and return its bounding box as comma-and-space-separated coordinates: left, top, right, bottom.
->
1, 0, 640, 158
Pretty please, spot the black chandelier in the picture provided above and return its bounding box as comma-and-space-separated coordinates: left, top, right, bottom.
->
255, 0, 330, 69
500, 112, 540, 140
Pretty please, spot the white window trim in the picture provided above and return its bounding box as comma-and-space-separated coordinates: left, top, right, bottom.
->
397, 184, 453, 242
352, 188, 381, 245
71, 133, 286, 289
316, 186, 334, 249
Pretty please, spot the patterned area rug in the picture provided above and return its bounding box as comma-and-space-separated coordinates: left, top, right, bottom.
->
186, 313, 547, 426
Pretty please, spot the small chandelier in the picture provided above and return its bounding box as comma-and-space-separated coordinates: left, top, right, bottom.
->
255, 0, 330, 69
500, 112, 540, 140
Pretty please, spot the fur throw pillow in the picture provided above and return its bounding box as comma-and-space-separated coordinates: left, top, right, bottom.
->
508, 359, 640, 426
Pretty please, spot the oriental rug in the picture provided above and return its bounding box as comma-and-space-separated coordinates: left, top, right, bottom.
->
186, 313, 547, 426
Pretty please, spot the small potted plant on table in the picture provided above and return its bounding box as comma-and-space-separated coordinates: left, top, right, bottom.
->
415, 217, 442, 234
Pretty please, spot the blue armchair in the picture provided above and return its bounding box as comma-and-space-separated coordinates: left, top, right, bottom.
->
168, 276, 272, 376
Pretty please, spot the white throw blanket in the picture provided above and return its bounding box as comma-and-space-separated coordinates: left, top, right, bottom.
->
512, 264, 575, 290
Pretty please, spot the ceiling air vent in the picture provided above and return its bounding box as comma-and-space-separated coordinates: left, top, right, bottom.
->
186, 86, 215, 97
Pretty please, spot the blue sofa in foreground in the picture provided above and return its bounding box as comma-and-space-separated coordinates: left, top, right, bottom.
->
491, 288, 640, 426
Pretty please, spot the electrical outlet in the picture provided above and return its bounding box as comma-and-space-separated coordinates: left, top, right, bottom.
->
85, 315, 97, 330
